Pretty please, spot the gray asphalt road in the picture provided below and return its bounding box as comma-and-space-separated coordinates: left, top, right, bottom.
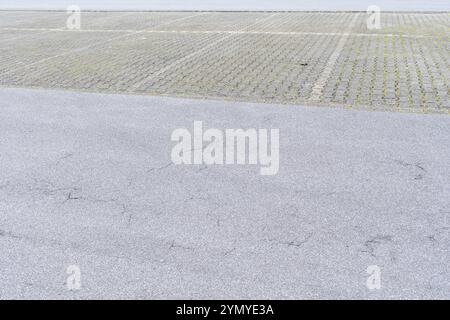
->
2, 0, 449, 11
0, 87, 449, 299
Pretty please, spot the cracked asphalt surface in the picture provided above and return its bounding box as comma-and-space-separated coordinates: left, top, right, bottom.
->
0, 87, 449, 299
1, 7, 449, 299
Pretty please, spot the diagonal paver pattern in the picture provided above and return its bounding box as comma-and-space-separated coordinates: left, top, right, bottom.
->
0, 11, 448, 113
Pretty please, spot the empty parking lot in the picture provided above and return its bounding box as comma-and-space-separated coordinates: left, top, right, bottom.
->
1, 9, 450, 300
0, 11, 449, 113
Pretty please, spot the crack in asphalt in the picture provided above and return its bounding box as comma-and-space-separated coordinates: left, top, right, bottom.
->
168, 240, 194, 251
361, 234, 393, 257
0, 229, 22, 240
394, 159, 427, 172
146, 162, 173, 173
54, 153, 74, 166
266, 233, 314, 249
427, 226, 449, 245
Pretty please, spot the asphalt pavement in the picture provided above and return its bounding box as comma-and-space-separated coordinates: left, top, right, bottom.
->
0, 87, 449, 299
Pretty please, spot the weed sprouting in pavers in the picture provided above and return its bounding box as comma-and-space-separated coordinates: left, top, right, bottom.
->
0, 11, 448, 113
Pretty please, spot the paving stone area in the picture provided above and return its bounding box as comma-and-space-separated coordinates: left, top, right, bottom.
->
0, 11, 448, 113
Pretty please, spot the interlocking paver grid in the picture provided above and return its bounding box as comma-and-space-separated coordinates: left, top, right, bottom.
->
0, 11, 448, 113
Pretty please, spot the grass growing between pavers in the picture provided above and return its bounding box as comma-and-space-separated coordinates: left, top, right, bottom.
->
0, 11, 448, 113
